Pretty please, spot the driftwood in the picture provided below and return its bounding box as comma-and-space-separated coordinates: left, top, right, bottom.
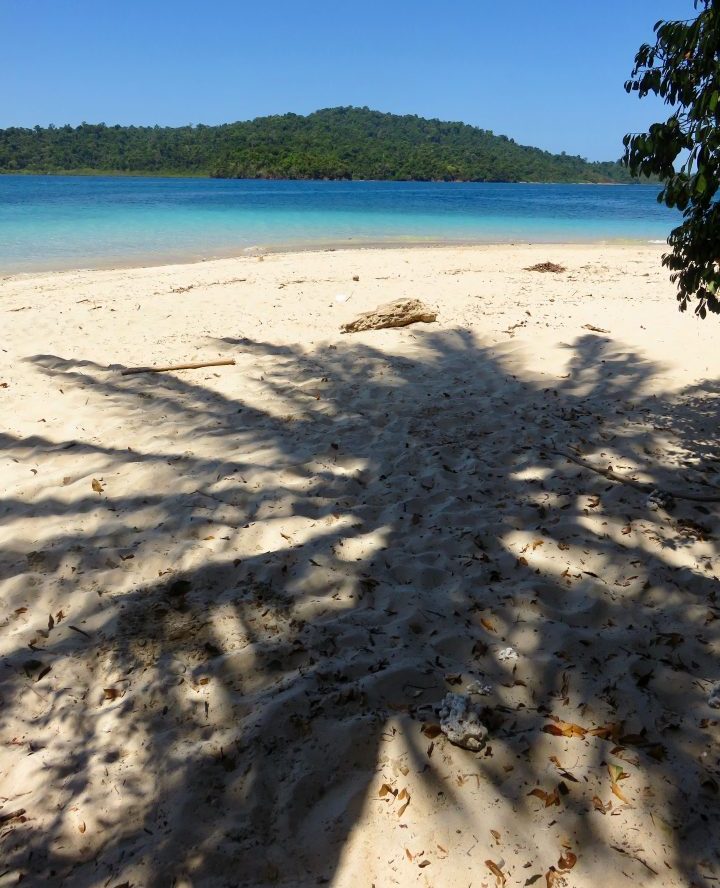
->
121, 359, 235, 376
341, 298, 437, 333
553, 448, 720, 503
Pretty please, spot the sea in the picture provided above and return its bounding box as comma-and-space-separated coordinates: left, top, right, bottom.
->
0, 175, 679, 273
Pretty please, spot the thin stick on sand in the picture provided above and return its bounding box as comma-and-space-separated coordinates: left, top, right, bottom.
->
553, 448, 720, 503
121, 359, 235, 376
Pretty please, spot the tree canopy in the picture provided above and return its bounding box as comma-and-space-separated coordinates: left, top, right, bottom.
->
623, 0, 720, 317
0, 107, 637, 184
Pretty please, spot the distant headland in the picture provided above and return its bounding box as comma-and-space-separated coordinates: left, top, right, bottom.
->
0, 106, 641, 184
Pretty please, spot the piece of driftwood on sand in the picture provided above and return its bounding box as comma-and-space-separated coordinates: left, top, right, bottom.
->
121, 359, 236, 376
340, 298, 437, 333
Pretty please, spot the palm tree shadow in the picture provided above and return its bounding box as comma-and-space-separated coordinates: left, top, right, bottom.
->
0, 327, 718, 887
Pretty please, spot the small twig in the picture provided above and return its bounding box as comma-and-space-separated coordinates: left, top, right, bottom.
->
68, 625, 91, 639
553, 449, 720, 502
121, 359, 235, 376
0, 809, 26, 825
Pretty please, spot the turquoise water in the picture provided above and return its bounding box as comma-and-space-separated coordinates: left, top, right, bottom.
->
0, 175, 679, 273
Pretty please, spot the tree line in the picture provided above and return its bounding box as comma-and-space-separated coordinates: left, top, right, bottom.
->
0, 107, 638, 183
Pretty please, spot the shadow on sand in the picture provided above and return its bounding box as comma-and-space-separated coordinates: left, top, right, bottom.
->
0, 327, 718, 887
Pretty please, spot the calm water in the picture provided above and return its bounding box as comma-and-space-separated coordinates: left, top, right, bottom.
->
0, 175, 679, 273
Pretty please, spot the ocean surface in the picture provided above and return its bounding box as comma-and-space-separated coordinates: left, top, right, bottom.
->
0, 175, 679, 273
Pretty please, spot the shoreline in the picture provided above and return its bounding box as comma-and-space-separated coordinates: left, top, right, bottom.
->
0, 235, 668, 278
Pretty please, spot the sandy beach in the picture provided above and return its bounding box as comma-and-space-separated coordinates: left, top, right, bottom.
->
1, 243, 718, 888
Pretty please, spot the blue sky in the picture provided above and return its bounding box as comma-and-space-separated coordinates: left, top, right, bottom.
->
1, 0, 694, 161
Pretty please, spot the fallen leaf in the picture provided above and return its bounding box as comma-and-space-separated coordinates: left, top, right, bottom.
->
422, 723, 442, 738
592, 795, 611, 814
588, 723, 622, 742
608, 764, 629, 783
378, 783, 395, 798
608, 764, 632, 803
485, 859, 507, 886
543, 716, 587, 738
480, 617, 496, 633
78, 821, 86, 833
91, 478, 104, 494
528, 787, 560, 807
611, 782, 631, 804
558, 851, 577, 870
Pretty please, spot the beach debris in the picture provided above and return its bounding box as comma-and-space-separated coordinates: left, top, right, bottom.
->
0, 809, 27, 826
554, 448, 720, 503
497, 646, 519, 661
647, 489, 676, 511
121, 359, 236, 376
582, 323, 611, 334
437, 692, 488, 751
708, 682, 720, 709
485, 858, 507, 886
525, 262, 566, 273
340, 298, 437, 333
335, 293, 351, 304
466, 677, 493, 695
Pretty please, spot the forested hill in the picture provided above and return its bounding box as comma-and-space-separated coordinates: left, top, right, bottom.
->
0, 107, 636, 183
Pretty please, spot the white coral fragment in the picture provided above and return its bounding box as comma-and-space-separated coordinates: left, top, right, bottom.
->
438, 692, 488, 751
497, 647, 519, 661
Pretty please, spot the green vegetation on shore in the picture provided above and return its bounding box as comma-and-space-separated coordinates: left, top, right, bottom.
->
0, 106, 638, 183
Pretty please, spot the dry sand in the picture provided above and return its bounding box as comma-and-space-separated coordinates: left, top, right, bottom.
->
0, 244, 719, 888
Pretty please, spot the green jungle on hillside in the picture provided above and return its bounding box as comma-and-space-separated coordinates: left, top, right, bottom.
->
0, 106, 639, 183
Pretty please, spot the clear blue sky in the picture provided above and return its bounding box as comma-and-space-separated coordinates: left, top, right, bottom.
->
1, 0, 694, 161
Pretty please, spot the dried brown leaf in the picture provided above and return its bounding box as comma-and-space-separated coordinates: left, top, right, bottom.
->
422, 723, 442, 739
543, 716, 587, 738
591, 795, 610, 814
485, 859, 507, 886
558, 851, 577, 870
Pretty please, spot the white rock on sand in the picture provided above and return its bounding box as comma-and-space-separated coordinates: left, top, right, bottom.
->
0, 243, 718, 888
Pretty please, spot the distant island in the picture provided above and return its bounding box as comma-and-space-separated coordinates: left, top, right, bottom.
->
0, 106, 640, 183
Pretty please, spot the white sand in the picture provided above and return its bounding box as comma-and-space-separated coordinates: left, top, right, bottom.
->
1, 244, 718, 887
